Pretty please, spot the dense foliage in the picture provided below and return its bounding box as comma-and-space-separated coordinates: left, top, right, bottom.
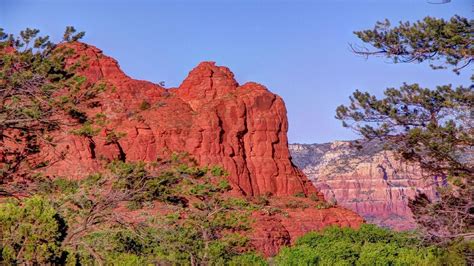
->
0, 196, 67, 264
275, 225, 470, 265
2, 197, 470, 266
0, 155, 263, 265
0, 155, 470, 265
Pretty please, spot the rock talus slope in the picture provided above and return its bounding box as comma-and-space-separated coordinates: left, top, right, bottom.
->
290, 141, 439, 230
27, 43, 362, 255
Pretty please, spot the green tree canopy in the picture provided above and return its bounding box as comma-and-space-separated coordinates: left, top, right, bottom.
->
274, 225, 467, 265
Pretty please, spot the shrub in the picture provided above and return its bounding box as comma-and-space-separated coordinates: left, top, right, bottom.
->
285, 199, 309, 209
218, 179, 232, 191
210, 165, 227, 177
139, 100, 151, 110
293, 192, 306, 198
315, 202, 334, 209
254, 195, 270, 206
175, 163, 207, 177
228, 252, 268, 266
262, 207, 286, 216
70, 122, 100, 137
105, 130, 126, 144
0, 196, 67, 264
274, 224, 459, 265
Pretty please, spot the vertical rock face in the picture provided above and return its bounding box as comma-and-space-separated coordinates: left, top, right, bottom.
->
289, 141, 439, 230
37, 42, 317, 197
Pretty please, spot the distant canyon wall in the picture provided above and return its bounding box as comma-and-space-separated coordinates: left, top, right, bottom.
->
289, 141, 440, 230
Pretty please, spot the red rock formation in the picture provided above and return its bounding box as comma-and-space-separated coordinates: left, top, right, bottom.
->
10, 42, 363, 255
290, 141, 439, 230
39, 42, 319, 197
250, 196, 363, 256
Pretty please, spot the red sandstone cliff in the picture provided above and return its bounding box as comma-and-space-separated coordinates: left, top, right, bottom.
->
39, 42, 318, 197
17, 42, 362, 255
290, 141, 439, 230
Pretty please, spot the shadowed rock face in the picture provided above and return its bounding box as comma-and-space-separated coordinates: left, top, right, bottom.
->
290, 141, 439, 230
18, 42, 363, 255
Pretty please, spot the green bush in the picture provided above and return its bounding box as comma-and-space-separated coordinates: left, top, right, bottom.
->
70, 122, 100, 137
274, 224, 463, 265
218, 179, 232, 191
139, 100, 151, 110
0, 196, 67, 264
228, 252, 268, 266
357, 242, 440, 266
275, 245, 320, 266
210, 165, 228, 177
175, 163, 207, 177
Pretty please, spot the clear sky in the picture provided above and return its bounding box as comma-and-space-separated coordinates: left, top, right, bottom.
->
1, 0, 471, 143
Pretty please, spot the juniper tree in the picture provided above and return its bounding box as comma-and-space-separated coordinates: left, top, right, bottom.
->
0, 196, 67, 264
0, 27, 97, 187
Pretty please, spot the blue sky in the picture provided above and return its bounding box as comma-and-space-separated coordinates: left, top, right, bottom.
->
1, 0, 471, 143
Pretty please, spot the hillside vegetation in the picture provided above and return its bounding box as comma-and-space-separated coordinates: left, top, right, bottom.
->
1, 158, 470, 265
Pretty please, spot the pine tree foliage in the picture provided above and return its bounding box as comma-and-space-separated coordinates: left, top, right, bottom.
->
336, 84, 473, 177
0, 196, 67, 264
351, 15, 473, 74
340, 15, 473, 244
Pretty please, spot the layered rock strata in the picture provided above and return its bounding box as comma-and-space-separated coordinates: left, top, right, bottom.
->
290, 141, 439, 230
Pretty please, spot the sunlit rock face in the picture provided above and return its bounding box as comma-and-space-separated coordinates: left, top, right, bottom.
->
290, 141, 439, 230
38, 42, 319, 197
16, 42, 363, 255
